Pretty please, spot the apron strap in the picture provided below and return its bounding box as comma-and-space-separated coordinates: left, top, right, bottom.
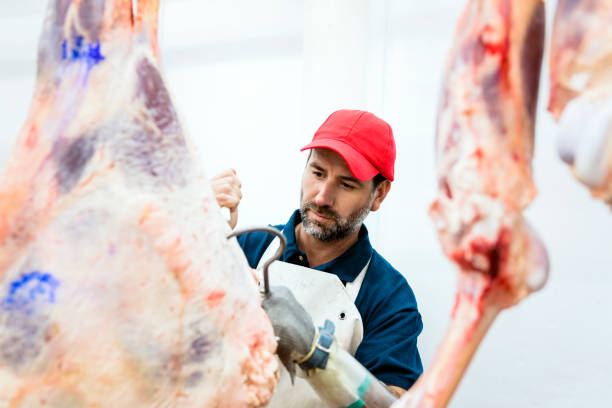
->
345, 256, 370, 303
257, 231, 283, 270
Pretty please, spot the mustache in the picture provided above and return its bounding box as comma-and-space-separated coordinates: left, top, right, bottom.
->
302, 202, 339, 221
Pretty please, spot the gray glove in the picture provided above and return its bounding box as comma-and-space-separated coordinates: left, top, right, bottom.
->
261, 285, 316, 383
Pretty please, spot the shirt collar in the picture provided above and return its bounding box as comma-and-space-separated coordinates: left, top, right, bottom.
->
281, 209, 373, 283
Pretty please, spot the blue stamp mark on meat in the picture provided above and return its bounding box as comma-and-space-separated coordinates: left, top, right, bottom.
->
61, 36, 105, 69
1, 271, 60, 314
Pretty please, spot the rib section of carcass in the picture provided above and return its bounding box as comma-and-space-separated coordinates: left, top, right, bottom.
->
549, 0, 612, 204
0, 1, 277, 407
395, 1, 549, 407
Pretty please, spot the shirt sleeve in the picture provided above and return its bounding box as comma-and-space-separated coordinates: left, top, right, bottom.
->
354, 265, 423, 390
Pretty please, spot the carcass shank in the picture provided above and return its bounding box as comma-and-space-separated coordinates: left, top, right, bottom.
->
395, 1, 549, 407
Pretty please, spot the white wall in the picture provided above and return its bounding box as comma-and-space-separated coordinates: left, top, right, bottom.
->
0, 1, 610, 407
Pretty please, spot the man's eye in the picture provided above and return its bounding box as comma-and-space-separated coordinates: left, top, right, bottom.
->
313, 171, 323, 178
342, 183, 355, 190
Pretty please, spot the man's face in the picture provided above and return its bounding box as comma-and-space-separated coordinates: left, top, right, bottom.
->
300, 149, 376, 242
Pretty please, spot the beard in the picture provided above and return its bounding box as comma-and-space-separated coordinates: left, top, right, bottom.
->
300, 195, 373, 242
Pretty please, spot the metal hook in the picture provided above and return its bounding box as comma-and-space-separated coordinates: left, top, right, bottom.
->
227, 226, 286, 297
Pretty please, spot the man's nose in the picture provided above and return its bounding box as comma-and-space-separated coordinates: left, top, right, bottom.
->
314, 181, 334, 207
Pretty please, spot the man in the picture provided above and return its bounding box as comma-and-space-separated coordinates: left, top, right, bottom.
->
216, 109, 423, 404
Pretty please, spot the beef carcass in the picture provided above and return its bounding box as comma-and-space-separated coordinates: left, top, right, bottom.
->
549, 0, 612, 204
0, 0, 277, 406
394, 1, 549, 407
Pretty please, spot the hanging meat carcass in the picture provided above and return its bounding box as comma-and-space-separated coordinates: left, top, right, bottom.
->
549, 0, 612, 204
0, 0, 277, 406
394, 1, 550, 407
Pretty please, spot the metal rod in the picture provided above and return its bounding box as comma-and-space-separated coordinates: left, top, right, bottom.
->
227, 226, 287, 297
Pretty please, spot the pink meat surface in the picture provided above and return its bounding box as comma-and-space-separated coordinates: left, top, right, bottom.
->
429, 0, 544, 277
0, 1, 277, 406
548, 0, 612, 204
396, 1, 549, 407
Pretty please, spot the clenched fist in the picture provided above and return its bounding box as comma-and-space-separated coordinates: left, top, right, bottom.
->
210, 168, 242, 228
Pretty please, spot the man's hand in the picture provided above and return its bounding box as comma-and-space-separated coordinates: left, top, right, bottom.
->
386, 385, 406, 398
210, 168, 242, 229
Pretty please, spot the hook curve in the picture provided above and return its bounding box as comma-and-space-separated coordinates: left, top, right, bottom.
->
227, 226, 286, 297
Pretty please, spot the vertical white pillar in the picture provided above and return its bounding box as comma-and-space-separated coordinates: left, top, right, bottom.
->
302, 0, 389, 241
302, 0, 370, 138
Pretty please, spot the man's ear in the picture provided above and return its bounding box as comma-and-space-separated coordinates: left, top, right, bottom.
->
370, 180, 391, 212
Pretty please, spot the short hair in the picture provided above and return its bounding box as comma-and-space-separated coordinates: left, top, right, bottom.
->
372, 174, 387, 191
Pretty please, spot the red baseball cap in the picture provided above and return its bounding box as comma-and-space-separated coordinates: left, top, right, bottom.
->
300, 110, 396, 181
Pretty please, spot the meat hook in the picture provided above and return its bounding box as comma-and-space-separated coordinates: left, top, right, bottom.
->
227, 226, 286, 297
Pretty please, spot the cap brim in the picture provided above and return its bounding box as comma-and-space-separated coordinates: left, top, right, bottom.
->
300, 139, 379, 181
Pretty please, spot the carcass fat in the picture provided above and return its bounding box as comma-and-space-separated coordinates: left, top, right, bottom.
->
549, 0, 612, 203
0, 0, 277, 406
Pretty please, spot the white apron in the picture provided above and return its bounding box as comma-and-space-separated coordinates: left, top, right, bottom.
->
256, 235, 368, 408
